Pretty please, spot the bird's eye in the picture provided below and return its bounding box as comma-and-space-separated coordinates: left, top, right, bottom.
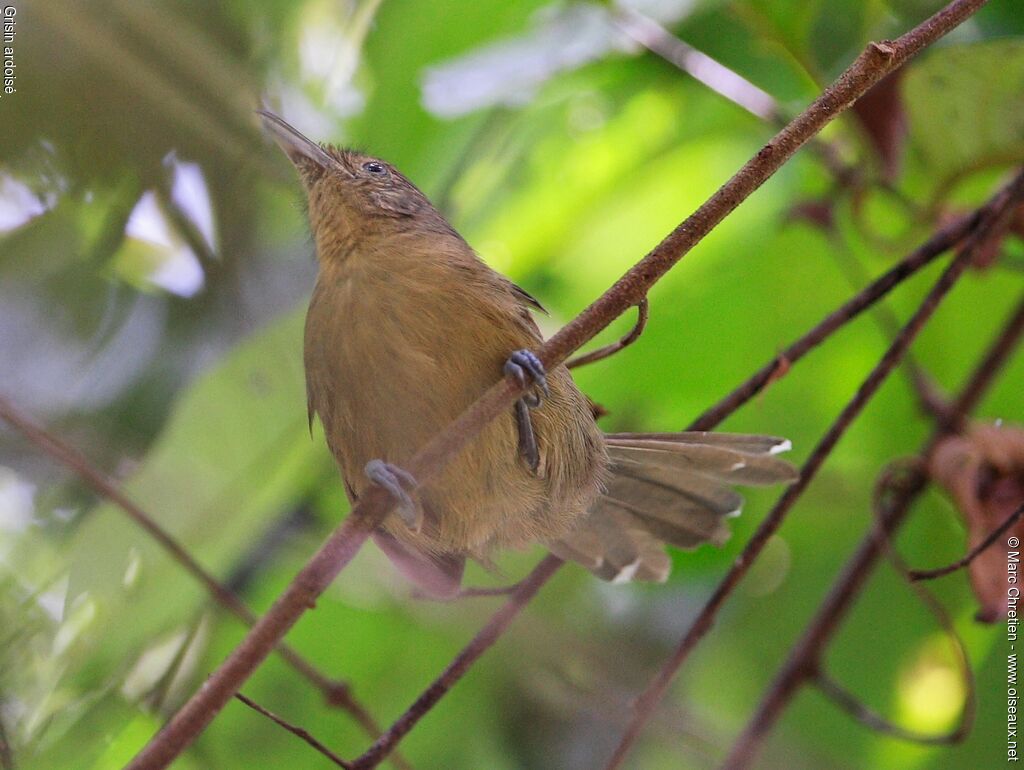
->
363, 161, 387, 175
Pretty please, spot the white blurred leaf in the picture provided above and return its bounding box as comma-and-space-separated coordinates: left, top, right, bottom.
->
421, 0, 697, 117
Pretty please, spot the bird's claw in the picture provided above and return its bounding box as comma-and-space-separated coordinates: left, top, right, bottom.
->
504, 349, 549, 407
504, 350, 548, 473
365, 459, 422, 531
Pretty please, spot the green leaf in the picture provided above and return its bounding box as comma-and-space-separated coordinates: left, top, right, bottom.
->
904, 39, 1024, 184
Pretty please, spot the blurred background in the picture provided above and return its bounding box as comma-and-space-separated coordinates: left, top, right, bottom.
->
1, 0, 1023, 768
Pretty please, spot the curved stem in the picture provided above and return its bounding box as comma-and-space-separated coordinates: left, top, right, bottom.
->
566, 297, 649, 369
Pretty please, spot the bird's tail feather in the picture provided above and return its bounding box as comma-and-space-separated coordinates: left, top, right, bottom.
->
549, 432, 798, 583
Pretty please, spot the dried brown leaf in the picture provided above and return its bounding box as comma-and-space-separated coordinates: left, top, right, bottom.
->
929, 422, 1024, 621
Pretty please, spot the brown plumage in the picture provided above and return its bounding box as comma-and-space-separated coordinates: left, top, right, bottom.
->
260, 111, 797, 597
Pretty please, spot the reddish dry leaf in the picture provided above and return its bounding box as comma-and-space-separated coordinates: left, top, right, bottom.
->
940, 202, 1024, 271
786, 199, 836, 231
852, 69, 907, 182
929, 422, 1024, 622
1011, 204, 1024, 239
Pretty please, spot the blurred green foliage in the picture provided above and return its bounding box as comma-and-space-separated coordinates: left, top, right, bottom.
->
1, 1, 1022, 768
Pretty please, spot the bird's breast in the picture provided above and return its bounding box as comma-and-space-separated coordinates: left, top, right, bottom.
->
304, 259, 500, 467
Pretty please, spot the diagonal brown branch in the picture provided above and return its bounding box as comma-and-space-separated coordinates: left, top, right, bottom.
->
349, 555, 563, 769
0, 397, 390, 749
614, 7, 857, 185
235, 693, 352, 769
688, 209, 979, 431
123, 3, 990, 767
720, 285, 1024, 769
604, 167, 1024, 770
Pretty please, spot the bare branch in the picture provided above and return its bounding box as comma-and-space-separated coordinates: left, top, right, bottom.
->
943, 296, 1024, 428
720, 279, 1024, 770
605, 167, 1024, 770
235, 693, 352, 769
614, 9, 776, 120
688, 211, 977, 430
812, 673, 969, 746
348, 555, 564, 770
806, 481, 979, 747
627, 6, 955, 423
0, 399, 373, 714
124, 4, 990, 766
566, 298, 649, 369
455, 583, 524, 598
824, 230, 954, 421
910, 501, 1024, 581
146, 616, 205, 714
614, 8, 857, 185
0, 396, 418, 767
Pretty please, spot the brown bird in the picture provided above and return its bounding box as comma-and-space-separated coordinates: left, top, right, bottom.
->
260, 110, 798, 597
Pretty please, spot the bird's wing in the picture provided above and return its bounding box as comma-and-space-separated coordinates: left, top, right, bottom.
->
552, 432, 798, 583
503, 278, 547, 315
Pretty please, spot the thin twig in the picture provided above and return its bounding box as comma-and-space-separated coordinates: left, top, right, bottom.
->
939, 295, 1024, 434
123, 4, 989, 767
720, 280, 1024, 770
235, 693, 351, 769
348, 555, 564, 770
156, 183, 219, 268
805, 472, 980, 748
604, 168, 1024, 770
813, 673, 968, 746
614, 8, 776, 120
909, 502, 1024, 581
566, 298, 649, 369
825, 229, 953, 421
613, 8, 856, 184
688, 212, 978, 431
0, 397, 386, 742
455, 583, 524, 598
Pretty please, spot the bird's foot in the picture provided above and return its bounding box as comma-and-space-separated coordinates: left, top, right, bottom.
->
364, 459, 422, 532
504, 349, 549, 473
504, 349, 549, 407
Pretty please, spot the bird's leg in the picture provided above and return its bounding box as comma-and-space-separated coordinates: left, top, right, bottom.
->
513, 400, 539, 472
503, 349, 550, 472
364, 459, 422, 532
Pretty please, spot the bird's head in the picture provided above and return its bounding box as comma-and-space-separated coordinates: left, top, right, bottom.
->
258, 110, 453, 259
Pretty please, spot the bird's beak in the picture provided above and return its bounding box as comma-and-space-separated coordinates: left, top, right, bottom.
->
257, 110, 338, 173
